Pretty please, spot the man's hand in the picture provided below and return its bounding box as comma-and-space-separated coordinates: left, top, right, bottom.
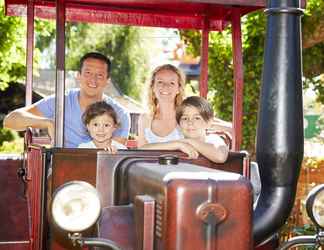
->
45, 119, 55, 143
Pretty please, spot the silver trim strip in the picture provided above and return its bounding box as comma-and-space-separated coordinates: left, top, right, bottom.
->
0, 241, 29, 244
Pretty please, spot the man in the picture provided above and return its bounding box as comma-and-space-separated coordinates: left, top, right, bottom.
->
4, 52, 130, 147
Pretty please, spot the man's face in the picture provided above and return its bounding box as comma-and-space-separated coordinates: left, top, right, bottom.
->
78, 58, 109, 98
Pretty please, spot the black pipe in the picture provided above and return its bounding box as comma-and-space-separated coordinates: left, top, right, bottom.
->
254, 0, 304, 245
79, 237, 122, 250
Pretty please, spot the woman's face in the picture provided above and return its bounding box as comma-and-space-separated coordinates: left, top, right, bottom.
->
178, 105, 210, 140
87, 114, 116, 144
153, 69, 180, 103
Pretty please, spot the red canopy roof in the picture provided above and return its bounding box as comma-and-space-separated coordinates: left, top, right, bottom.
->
3, 0, 272, 30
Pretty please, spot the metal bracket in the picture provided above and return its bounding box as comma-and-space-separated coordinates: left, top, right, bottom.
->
264, 7, 304, 15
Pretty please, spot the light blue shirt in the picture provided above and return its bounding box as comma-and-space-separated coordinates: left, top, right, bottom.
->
35, 88, 130, 148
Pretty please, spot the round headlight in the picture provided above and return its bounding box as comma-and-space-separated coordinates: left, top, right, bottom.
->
306, 184, 324, 228
51, 181, 101, 232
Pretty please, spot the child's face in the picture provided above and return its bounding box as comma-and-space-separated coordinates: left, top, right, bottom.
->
179, 106, 210, 139
87, 114, 116, 144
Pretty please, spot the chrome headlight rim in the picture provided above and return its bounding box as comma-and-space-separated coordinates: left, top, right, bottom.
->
51, 181, 101, 233
306, 184, 324, 229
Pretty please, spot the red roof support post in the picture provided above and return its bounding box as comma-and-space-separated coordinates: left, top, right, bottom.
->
54, 0, 66, 147
199, 18, 209, 98
231, 9, 244, 151
25, 0, 34, 106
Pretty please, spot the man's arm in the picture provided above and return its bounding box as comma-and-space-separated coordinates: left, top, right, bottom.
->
4, 105, 54, 139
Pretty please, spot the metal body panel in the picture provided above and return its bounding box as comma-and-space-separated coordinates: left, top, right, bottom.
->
46, 149, 246, 249
96, 150, 248, 206
0, 243, 30, 250
98, 160, 253, 250
0, 156, 29, 243
26, 146, 48, 250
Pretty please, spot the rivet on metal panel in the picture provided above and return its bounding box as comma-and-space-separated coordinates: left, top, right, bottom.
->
196, 202, 227, 226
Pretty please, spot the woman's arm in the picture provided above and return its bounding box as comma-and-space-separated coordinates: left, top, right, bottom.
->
181, 135, 229, 163
210, 118, 233, 136
137, 113, 150, 147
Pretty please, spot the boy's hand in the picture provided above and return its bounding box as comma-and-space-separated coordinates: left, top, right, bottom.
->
176, 141, 199, 159
104, 145, 117, 154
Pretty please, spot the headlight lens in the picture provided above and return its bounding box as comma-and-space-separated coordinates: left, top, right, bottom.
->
306, 184, 324, 228
51, 181, 101, 232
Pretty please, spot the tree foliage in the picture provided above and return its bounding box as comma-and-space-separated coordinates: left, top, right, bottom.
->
1, 0, 323, 152
0, 0, 55, 90
64, 23, 152, 100
0, 0, 25, 90
0, 0, 151, 100
302, 1, 324, 104
181, 1, 324, 152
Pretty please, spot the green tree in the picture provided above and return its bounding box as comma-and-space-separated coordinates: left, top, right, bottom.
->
181, 1, 324, 152
302, 1, 324, 104
64, 23, 152, 100
0, 0, 55, 91
0, 0, 25, 90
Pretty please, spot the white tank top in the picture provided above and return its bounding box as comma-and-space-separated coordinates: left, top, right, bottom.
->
144, 126, 184, 143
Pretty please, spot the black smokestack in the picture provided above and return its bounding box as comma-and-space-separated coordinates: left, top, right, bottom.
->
253, 0, 304, 245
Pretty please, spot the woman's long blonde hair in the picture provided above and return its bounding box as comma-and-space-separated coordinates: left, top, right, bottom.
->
148, 64, 185, 116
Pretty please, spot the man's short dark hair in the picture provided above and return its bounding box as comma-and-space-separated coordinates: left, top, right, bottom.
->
79, 52, 111, 76
176, 96, 214, 124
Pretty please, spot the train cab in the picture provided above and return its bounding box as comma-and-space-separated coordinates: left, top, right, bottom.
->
1, 0, 304, 249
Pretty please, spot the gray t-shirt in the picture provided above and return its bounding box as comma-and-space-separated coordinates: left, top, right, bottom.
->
35, 88, 130, 148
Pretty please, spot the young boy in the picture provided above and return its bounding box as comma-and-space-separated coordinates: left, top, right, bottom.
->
140, 96, 229, 163
78, 101, 127, 152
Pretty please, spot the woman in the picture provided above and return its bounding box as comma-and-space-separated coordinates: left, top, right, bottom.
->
137, 64, 186, 146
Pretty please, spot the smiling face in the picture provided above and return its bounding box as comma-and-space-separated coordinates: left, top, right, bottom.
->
152, 69, 180, 104
86, 113, 116, 146
178, 105, 210, 140
78, 58, 109, 99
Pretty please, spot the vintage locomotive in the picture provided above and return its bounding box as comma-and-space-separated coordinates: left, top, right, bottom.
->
0, 0, 305, 249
